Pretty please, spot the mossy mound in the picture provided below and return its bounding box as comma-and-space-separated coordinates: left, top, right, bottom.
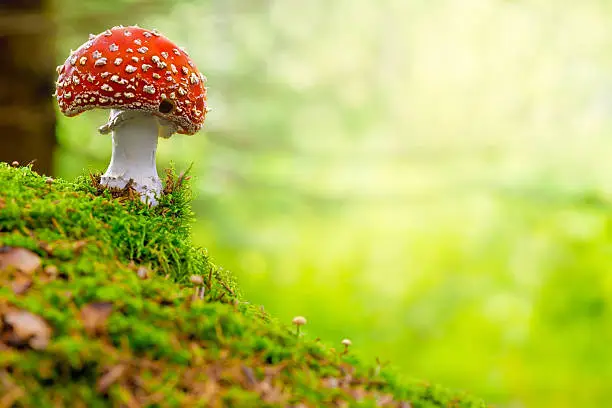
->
0, 163, 486, 407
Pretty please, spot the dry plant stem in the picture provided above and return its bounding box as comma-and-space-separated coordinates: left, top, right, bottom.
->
99, 109, 162, 206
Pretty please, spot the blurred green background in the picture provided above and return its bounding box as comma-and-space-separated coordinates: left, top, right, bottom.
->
9, 0, 612, 406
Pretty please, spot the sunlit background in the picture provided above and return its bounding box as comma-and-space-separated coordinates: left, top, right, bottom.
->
9, 0, 612, 406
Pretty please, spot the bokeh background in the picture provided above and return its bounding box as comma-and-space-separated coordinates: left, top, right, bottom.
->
3, 0, 612, 406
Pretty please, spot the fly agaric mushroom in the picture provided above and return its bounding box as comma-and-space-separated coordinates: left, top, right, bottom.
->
55, 26, 208, 205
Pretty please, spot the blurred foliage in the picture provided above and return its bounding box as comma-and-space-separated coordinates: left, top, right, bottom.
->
52, 0, 612, 407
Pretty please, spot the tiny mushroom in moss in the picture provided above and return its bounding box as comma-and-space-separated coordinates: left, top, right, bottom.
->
341, 338, 352, 354
55, 25, 208, 205
190, 274, 205, 299
292, 316, 307, 336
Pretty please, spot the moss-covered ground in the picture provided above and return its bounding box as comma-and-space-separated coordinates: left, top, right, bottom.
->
0, 162, 486, 407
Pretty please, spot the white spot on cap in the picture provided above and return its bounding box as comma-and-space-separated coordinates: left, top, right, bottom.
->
103, 30, 112, 37
99, 97, 110, 103
151, 56, 161, 64
101, 84, 113, 92
137, 47, 148, 54
124, 30, 132, 37
79, 56, 87, 65
94, 58, 108, 67
178, 87, 187, 96
173, 49, 181, 56
152, 73, 161, 79
189, 73, 199, 85
87, 75, 95, 83
143, 32, 152, 38
161, 51, 169, 59
109, 43, 119, 52
63, 92, 72, 99
56, 65, 64, 74
131, 56, 139, 63
101, 72, 110, 78
114, 57, 123, 66
170, 64, 178, 74
72, 76, 80, 85
124, 92, 135, 98
126, 48, 133, 53
69, 55, 77, 66
125, 65, 137, 73
181, 66, 189, 75
89, 33, 96, 40
143, 84, 156, 94
133, 39, 142, 46
92, 50, 102, 59
142, 64, 152, 72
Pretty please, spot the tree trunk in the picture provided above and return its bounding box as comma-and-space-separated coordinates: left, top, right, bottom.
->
0, 0, 56, 176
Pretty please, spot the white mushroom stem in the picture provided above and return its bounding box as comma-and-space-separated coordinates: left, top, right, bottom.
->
99, 109, 163, 206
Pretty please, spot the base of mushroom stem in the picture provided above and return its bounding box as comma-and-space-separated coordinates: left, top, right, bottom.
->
100, 175, 162, 206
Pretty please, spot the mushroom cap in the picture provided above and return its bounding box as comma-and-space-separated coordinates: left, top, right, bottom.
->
292, 316, 307, 326
55, 26, 207, 136
189, 275, 204, 285
341, 338, 352, 346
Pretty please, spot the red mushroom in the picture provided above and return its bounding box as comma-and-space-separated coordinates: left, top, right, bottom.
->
55, 25, 208, 205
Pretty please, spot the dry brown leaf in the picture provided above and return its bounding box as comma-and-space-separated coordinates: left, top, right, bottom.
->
241, 364, 257, 388
96, 364, 126, 394
376, 393, 394, 406
80, 302, 113, 336
43, 265, 58, 277
11, 277, 32, 295
0, 247, 41, 274
3, 309, 52, 350
323, 377, 340, 389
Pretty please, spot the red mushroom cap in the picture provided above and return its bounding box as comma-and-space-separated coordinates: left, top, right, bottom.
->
55, 26, 207, 136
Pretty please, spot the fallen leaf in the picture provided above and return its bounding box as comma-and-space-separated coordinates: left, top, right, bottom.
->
3, 309, 52, 350
43, 265, 58, 277
0, 247, 41, 274
11, 277, 32, 295
96, 364, 126, 394
241, 364, 257, 388
376, 393, 394, 405
80, 302, 113, 336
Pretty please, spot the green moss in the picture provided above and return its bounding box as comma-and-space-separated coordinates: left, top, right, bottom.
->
0, 163, 486, 407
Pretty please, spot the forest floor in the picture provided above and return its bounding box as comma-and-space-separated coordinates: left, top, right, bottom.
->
0, 162, 486, 407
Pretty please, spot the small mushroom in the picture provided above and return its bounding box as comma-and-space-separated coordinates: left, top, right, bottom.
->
292, 316, 307, 336
341, 338, 352, 354
190, 274, 205, 300
55, 26, 208, 206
